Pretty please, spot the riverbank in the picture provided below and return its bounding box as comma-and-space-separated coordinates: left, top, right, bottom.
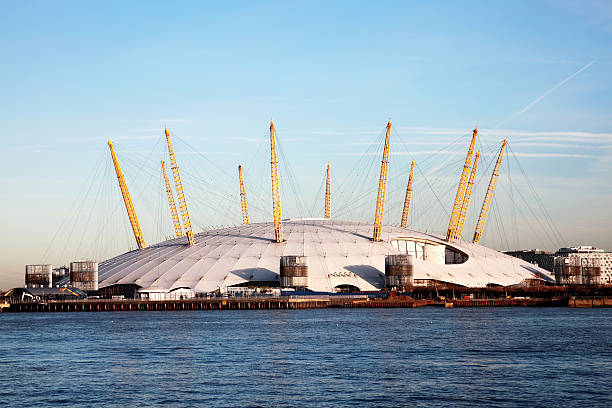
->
2, 295, 611, 313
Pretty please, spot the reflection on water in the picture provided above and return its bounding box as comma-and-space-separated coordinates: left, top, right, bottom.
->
1, 308, 611, 407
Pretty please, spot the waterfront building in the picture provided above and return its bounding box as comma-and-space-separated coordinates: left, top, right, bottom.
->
503, 250, 554, 272
554, 246, 612, 285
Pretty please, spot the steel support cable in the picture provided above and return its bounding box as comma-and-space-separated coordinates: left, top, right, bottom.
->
336, 140, 460, 226
506, 157, 520, 250
414, 161, 451, 219
168, 136, 240, 226
87, 200, 125, 262
343, 150, 380, 215
87, 161, 112, 259
496, 168, 554, 248
74, 155, 113, 258
77, 156, 110, 262
120, 137, 166, 234
334, 169, 382, 217
155, 168, 168, 243
42, 148, 107, 263
355, 143, 385, 221
492, 197, 510, 250
333, 129, 385, 217
69, 165, 110, 261
56, 150, 108, 265
160, 152, 239, 229
170, 132, 237, 184
240, 138, 275, 218
179, 163, 243, 204
393, 129, 470, 231
99, 157, 133, 258
87, 160, 110, 261
308, 169, 327, 218
407, 133, 473, 179
177, 148, 239, 204
507, 144, 565, 247
329, 171, 354, 221
276, 135, 308, 217
336, 139, 383, 220
460, 140, 500, 241
121, 158, 168, 241
334, 129, 384, 194
411, 178, 458, 231
185, 185, 241, 227
229, 141, 270, 222
237, 168, 275, 220
499, 147, 562, 248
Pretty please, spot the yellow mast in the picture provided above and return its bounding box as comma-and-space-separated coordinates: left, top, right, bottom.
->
325, 163, 331, 219
373, 120, 391, 242
400, 159, 415, 228
446, 128, 478, 242
454, 150, 480, 241
164, 128, 194, 246
473, 140, 507, 244
238, 164, 250, 225
269, 120, 283, 242
161, 160, 183, 238
108, 140, 146, 249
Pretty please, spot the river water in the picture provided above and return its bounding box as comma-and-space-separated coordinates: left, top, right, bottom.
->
1, 308, 611, 407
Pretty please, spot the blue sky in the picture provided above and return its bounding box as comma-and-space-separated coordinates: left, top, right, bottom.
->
1, 1, 611, 289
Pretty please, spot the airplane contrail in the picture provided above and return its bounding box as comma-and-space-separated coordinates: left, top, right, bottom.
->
497, 60, 596, 127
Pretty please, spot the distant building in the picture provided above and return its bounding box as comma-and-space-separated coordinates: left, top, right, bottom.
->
25, 264, 52, 288
553, 246, 612, 285
503, 249, 554, 272
556, 246, 605, 255
52, 266, 69, 287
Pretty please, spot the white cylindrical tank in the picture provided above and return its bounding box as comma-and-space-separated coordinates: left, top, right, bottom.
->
280, 256, 309, 289
70, 260, 99, 291
385, 254, 414, 289
25, 264, 53, 288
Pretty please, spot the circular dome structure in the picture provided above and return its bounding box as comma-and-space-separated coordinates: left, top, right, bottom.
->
98, 219, 554, 294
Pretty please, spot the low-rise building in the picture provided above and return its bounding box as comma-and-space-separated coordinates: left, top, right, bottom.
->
554, 246, 612, 285
503, 249, 554, 272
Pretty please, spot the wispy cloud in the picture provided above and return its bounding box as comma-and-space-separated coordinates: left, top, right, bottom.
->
198, 136, 310, 143
311, 131, 346, 135
157, 118, 193, 123
132, 128, 163, 132
497, 60, 596, 126
510, 142, 604, 149
332, 150, 600, 159
393, 127, 612, 145
9, 144, 53, 151
59, 135, 160, 143
511, 152, 599, 158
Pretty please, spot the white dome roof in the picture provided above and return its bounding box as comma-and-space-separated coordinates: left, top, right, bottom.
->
98, 219, 553, 292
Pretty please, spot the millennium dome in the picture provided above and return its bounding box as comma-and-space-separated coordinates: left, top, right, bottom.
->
97, 219, 554, 294
79, 122, 557, 297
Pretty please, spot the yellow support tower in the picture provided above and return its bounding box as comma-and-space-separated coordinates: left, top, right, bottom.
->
373, 121, 392, 242
164, 128, 195, 246
446, 128, 478, 242
161, 160, 183, 238
238, 164, 250, 225
400, 159, 415, 228
325, 163, 331, 219
454, 150, 480, 241
108, 140, 146, 249
473, 140, 507, 244
269, 120, 283, 242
